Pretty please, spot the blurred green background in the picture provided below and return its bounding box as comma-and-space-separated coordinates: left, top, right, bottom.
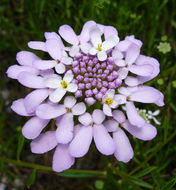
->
0, 0, 176, 189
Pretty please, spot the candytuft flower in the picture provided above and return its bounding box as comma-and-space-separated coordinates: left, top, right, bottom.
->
7, 20, 164, 172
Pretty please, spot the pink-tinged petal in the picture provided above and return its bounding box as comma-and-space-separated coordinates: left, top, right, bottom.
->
18, 72, 45, 88
31, 131, 57, 154
49, 88, 66, 103
123, 121, 157, 140
67, 83, 78, 92
55, 63, 66, 74
113, 110, 126, 123
64, 96, 76, 108
69, 126, 93, 157
52, 144, 75, 172
93, 124, 115, 155
129, 64, 153, 76
116, 40, 131, 52
136, 55, 160, 83
118, 87, 131, 96
6, 65, 39, 79
24, 89, 49, 113
115, 59, 126, 67
45, 77, 61, 89
40, 69, 54, 77
126, 102, 145, 128
90, 26, 102, 47
97, 24, 104, 34
45, 39, 62, 60
125, 35, 143, 48
125, 44, 140, 65
63, 72, 73, 83
155, 92, 164, 107
33, 60, 56, 70
58, 24, 78, 45
79, 20, 96, 42
112, 49, 123, 60
92, 109, 105, 124
22, 116, 49, 139
104, 26, 118, 40
56, 113, 74, 144
103, 104, 112, 116
117, 68, 129, 80
74, 124, 82, 136
130, 86, 161, 104
80, 43, 91, 54
125, 76, 139, 86
16, 51, 40, 66
28, 41, 46, 51
97, 51, 107, 61
102, 35, 119, 51
104, 119, 119, 132
61, 57, 73, 65
72, 102, 86, 115
113, 128, 134, 163
11, 99, 34, 116
36, 103, 66, 119
114, 95, 127, 105
69, 45, 80, 57
78, 112, 92, 126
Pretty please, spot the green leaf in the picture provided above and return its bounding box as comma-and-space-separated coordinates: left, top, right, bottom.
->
134, 166, 157, 178
58, 171, 102, 178
17, 134, 25, 160
27, 169, 36, 188
128, 176, 153, 189
161, 176, 176, 190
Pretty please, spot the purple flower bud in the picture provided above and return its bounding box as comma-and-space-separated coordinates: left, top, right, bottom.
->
97, 78, 101, 82
101, 74, 107, 79
93, 57, 98, 63
72, 79, 78, 84
109, 82, 116, 89
95, 92, 103, 100
87, 66, 92, 72
92, 80, 97, 86
107, 57, 114, 64
97, 82, 102, 88
77, 75, 84, 81
104, 69, 109, 75
84, 73, 89, 77
88, 60, 94, 67
75, 53, 83, 60
85, 83, 92, 89
80, 61, 86, 68
100, 87, 107, 94
107, 65, 113, 71
102, 81, 108, 87
107, 75, 113, 82
95, 63, 101, 69
97, 74, 101, 78
83, 56, 89, 62
85, 97, 96, 105
73, 67, 80, 74
84, 77, 89, 83
112, 71, 118, 78
115, 78, 122, 86
101, 62, 106, 68
92, 88, 98, 95
67, 69, 73, 74
78, 83, 85, 90
72, 60, 79, 67
93, 68, 97, 73
81, 68, 86, 73
89, 73, 93, 77
93, 73, 97, 77
98, 69, 103, 74
75, 90, 82, 97
85, 90, 93, 97
89, 78, 93, 82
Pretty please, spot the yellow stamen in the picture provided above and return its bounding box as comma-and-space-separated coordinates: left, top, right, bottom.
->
66, 108, 72, 112
56, 59, 60, 63
120, 123, 123, 127
96, 43, 102, 51
105, 98, 113, 105
60, 80, 68, 89
127, 96, 131, 101
126, 63, 129, 67
90, 123, 94, 126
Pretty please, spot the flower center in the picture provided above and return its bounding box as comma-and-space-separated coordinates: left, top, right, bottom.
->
96, 43, 102, 51
90, 122, 94, 126
66, 108, 72, 112
56, 59, 60, 63
60, 80, 68, 89
105, 98, 113, 105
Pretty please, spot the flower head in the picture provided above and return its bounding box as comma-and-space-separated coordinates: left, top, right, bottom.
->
7, 21, 164, 172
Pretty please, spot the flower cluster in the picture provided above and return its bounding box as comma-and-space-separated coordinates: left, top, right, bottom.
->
7, 20, 164, 172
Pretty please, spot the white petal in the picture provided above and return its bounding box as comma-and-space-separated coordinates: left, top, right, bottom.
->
55, 63, 66, 74
45, 77, 61, 89
106, 89, 115, 99
115, 59, 126, 67
118, 87, 131, 96
112, 49, 123, 60
97, 51, 107, 61
67, 83, 78, 92
113, 110, 126, 123
90, 26, 102, 47
61, 57, 73, 65
117, 68, 129, 79
103, 104, 112, 116
102, 35, 119, 51
64, 96, 76, 108
89, 47, 98, 55
63, 72, 73, 83
69, 45, 80, 57
78, 112, 92, 126
114, 95, 127, 105
72, 102, 86, 115
125, 76, 139, 86
104, 119, 119, 132
80, 43, 91, 54
33, 60, 56, 70
49, 88, 66, 103
92, 109, 105, 124
28, 41, 46, 51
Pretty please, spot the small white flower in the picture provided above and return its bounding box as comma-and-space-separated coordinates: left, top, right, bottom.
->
89, 26, 119, 61
148, 110, 161, 125
45, 71, 78, 103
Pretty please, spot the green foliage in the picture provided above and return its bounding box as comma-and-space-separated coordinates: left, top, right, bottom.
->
0, 0, 176, 189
